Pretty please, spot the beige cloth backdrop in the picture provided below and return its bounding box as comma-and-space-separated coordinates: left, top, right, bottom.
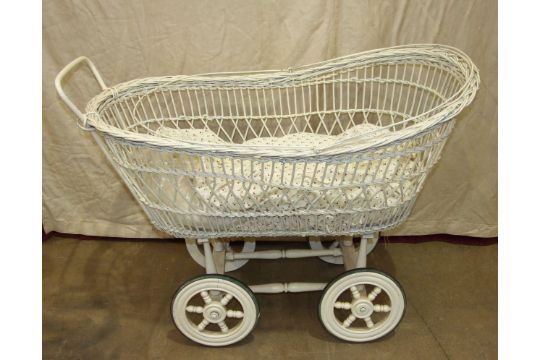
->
42, 0, 497, 238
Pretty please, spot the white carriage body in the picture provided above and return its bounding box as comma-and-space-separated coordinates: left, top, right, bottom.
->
80, 45, 479, 239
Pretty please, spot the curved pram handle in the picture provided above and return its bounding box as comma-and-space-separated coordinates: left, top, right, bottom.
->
54, 56, 107, 128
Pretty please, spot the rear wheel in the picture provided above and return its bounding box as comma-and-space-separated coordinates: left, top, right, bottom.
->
171, 274, 259, 346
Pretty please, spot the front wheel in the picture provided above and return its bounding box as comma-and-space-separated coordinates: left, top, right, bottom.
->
319, 269, 406, 342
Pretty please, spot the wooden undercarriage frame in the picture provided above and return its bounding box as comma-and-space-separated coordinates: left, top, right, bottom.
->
197, 234, 377, 293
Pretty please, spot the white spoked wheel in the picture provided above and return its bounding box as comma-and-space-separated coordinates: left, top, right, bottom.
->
185, 239, 256, 272
319, 269, 406, 342
309, 236, 379, 265
171, 274, 259, 347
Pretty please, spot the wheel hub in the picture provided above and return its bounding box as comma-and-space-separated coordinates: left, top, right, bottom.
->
351, 299, 374, 318
203, 302, 226, 323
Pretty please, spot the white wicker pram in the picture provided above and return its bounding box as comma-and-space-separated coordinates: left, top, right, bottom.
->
56, 44, 479, 346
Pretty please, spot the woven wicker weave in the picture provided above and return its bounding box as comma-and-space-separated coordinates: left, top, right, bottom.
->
77, 44, 479, 239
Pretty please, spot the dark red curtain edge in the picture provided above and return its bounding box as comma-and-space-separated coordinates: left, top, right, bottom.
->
42, 230, 497, 246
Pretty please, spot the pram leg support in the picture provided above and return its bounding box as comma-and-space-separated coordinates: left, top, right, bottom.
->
338, 235, 371, 270
356, 234, 372, 268
200, 238, 226, 275
211, 240, 226, 274
186, 238, 256, 272
339, 237, 357, 270
200, 239, 217, 274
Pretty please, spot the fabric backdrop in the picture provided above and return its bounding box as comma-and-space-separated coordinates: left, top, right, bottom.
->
42, 0, 497, 238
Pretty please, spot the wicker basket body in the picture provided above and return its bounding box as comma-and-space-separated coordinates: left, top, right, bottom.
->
82, 45, 479, 239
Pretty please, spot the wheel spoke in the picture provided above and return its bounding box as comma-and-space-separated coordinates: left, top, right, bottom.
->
350, 285, 361, 299
334, 301, 352, 310
226, 310, 244, 318
220, 293, 233, 306
343, 313, 357, 328
186, 305, 204, 314
197, 319, 209, 331
368, 287, 382, 301
218, 321, 229, 333
364, 316, 374, 328
373, 304, 391, 312
200, 291, 212, 304
359, 285, 367, 297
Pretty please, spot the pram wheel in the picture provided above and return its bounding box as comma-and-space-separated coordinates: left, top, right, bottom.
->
171, 274, 259, 346
185, 239, 256, 272
309, 235, 379, 265
319, 269, 405, 342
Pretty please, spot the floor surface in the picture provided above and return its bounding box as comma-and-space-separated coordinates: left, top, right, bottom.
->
43, 235, 497, 359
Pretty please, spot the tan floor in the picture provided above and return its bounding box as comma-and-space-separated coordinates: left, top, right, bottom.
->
43, 236, 497, 359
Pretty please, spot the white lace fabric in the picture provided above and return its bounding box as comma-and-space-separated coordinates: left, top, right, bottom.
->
157, 124, 416, 213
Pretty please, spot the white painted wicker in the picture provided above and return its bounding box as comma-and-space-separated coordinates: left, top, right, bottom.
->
67, 44, 480, 239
